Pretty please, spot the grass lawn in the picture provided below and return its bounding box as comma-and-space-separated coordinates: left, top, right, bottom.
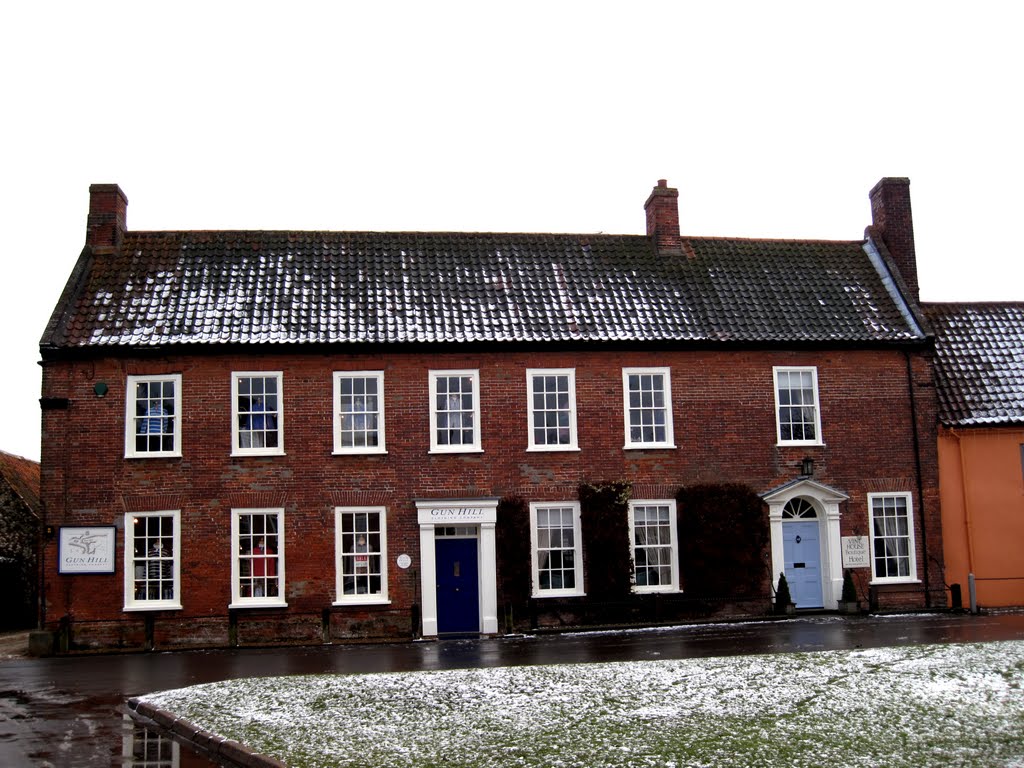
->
142, 639, 1024, 767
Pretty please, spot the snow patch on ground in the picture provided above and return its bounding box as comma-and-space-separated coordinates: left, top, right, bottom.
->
142, 640, 1024, 768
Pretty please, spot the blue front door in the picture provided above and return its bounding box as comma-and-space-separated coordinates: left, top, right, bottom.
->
436, 538, 480, 634
783, 521, 823, 608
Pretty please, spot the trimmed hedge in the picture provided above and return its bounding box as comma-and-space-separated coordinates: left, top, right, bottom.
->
496, 494, 531, 604
676, 483, 770, 599
578, 481, 633, 599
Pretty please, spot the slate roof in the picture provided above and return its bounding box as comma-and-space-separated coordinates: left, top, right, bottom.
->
42, 230, 927, 352
0, 451, 41, 517
923, 303, 1024, 427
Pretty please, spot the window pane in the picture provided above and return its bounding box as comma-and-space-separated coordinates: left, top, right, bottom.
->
535, 506, 578, 593
626, 370, 670, 446
237, 375, 281, 451
632, 504, 674, 590
871, 495, 912, 580
777, 369, 818, 443
338, 375, 382, 451
133, 378, 176, 453
435, 375, 475, 447
341, 511, 383, 596
237, 512, 280, 599
530, 373, 573, 447
131, 514, 175, 602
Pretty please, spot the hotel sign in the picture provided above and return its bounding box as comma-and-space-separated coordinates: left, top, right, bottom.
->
59, 527, 116, 573
841, 536, 870, 569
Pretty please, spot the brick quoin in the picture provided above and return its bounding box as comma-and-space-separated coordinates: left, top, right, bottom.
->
39, 343, 942, 649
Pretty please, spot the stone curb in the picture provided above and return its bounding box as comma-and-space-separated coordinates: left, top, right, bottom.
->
128, 698, 287, 768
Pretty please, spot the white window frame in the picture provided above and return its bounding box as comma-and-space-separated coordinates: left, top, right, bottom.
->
229, 508, 286, 608
526, 369, 580, 452
773, 366, 824, 446
333, 371, 387, 455
868, 492, 918, 584
125, 374, 182, 458
622, 367, 676, 449
629, 500, 680, 593
334, 506, 390, 605
231, 372, 284, 457
529, 502, 585, 598
429, 369, 482, 453
123, 510, 181, 611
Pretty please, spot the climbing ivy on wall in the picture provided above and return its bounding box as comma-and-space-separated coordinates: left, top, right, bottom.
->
675, 483, 769, 599
578, 480, 633, 599
496, 494, 532, 604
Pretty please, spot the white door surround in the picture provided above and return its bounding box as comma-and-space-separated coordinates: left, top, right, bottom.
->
416, 499, 499, 637
762, 479, 848, 610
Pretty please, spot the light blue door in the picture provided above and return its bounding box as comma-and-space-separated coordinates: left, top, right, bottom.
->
783, 521, 823, 608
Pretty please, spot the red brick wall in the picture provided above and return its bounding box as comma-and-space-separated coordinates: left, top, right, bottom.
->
39, 344, 943, 648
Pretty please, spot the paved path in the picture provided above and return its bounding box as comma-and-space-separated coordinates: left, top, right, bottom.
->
2, 612, 1023, 767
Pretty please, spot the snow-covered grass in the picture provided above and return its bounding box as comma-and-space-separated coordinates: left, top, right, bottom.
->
142, 640, 1024, 768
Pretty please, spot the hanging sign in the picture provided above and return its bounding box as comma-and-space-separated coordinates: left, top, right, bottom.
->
59, 527, 116, 573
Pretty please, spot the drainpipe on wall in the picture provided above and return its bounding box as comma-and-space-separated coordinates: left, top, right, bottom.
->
905, 351, 931, 608
950, 428, 977, 575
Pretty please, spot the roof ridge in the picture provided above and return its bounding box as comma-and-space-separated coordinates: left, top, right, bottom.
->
124, 229, 648, 239
121, 230, 868, 246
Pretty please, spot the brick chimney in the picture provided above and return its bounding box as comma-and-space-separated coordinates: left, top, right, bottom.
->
86, 184, 128, 250
644, 179, 680, 250
868, 177, 918, 302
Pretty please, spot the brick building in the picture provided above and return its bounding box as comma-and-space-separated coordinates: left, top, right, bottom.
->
38, 178, 945, 651
0, 450, 41, 630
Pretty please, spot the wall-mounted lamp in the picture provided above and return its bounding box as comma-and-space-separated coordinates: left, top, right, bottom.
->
93, 382, 108, 397
801, 457, 814, 477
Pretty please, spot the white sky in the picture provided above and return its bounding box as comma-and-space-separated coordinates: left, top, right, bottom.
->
2, 2, 1022, 462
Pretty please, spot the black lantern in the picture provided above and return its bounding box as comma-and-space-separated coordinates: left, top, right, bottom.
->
801, 457, 814, 477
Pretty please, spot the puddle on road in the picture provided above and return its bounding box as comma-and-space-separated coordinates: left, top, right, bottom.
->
122, 716, 219, 767
0, 686, 218, 767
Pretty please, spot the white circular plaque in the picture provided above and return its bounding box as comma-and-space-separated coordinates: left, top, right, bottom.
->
396, 553, 412, 569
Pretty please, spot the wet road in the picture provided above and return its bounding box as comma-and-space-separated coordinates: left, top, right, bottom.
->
3, 612, 1024, 767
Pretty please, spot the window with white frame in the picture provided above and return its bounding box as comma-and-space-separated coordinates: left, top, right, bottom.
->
530, 502, 584, 597
869, 493, 917, 582
429, 370, 481, 452
231, 372, 283, 455
333, 372, 385, 454
124, 511, 180, 610
230, 508, 285, 606
125, 374, 182, 457
774, 366, 823, 445
630, 500, 679, 592
622, 368, 675, 448
527, 369, 579, 451
335, 507, 388, 604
